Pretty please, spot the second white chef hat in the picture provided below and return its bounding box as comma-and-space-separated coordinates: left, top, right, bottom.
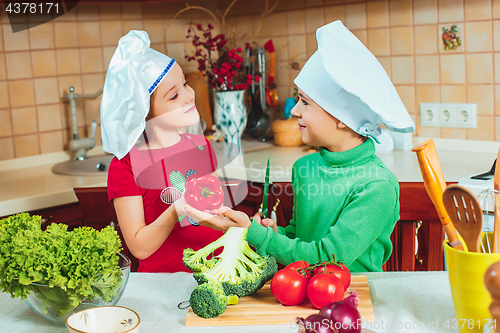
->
294, 21, 415, 141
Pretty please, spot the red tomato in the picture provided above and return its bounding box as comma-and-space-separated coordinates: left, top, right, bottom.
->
313, 262, 351, 290
285, 260, 312, 279
307, 273, 345, 309
271, 268, 309, 306
285, 260, 310, 270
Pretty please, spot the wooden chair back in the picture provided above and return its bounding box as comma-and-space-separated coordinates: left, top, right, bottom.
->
271, 181, 446, 272
73, 187, 139, 272
73, 181, 247, 273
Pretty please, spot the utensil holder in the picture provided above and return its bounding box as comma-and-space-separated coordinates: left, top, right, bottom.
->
444, 240, 500, 332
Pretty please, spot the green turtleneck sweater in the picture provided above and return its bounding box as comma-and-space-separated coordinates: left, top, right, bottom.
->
246, 139, 400, 272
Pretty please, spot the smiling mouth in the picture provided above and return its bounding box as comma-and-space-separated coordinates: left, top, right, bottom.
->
185, 105, 196, 113
298, 124, 306, 130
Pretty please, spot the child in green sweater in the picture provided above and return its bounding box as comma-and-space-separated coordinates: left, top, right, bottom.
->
184, 21, 415, 272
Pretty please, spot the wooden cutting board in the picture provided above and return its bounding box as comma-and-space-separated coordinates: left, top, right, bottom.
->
185, 275, 374, 326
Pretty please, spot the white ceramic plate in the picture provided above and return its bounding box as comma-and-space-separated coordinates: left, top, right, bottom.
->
65, 306, 140, 333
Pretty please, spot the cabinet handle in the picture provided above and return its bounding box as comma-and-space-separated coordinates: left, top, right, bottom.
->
40, 215, 53, 225
415, 220, 423, 266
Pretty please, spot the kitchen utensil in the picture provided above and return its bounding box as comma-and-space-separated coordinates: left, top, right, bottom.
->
443, 184, 483, 252
66, 306, 140, 333
185, 275, 374, 326
495, 151, 500, 253
264, 40, 279, 108
248, 48, 271, 139
261, 158, 270, 218
247, 92, 271, 139
412, 139, 464, 250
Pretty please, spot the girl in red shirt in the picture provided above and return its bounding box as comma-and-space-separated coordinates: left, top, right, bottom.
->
101, 30, 223, 272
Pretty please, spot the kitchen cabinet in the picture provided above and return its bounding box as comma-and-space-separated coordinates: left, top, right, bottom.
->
398, 182, 450, 271
235, 181, 446, 272
1, 180, 445, 273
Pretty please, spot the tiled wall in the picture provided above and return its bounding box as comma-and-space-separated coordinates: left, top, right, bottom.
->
224, 0, 500, 142
1, 0, 500, 160
0, 1, 215, 160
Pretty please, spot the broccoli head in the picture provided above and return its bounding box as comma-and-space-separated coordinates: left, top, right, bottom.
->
189, 281, 238, 319
183, 227, 278, 297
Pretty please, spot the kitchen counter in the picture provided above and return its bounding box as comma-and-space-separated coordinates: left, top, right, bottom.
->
0, 271, 460, 333
0, 137, 498, 217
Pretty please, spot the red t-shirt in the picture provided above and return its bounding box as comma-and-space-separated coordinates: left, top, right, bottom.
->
107, 134, 224, 272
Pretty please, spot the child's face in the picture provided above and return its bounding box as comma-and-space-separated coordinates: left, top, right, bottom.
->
150, 63, 200, 129
291, 89, 342, 148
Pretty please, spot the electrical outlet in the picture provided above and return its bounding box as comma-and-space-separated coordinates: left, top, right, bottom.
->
419, 103, 477, 128
455, 103, 477, 129
419, 103, 439, 127
438, 104, 455, 127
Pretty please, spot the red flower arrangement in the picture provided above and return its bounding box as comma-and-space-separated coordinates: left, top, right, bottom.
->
185, 23, 260, 92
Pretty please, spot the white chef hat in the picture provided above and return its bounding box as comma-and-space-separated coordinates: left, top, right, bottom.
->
294, 21, 415, 141
100, 30, 176, 159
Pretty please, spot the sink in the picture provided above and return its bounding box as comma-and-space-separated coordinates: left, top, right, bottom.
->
51, 138, 274, 176
52, 155, 114, 176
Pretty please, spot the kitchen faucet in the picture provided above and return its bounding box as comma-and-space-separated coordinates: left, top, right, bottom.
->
64, 85, 103, 160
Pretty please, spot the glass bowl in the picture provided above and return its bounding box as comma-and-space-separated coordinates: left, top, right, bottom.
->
24, 253, 131, 326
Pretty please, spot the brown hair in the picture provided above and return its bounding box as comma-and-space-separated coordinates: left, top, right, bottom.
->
142, 90, 157, 146
146, 90, 156, 121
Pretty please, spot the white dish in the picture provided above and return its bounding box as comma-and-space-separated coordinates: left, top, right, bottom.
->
65, 306, 140, 333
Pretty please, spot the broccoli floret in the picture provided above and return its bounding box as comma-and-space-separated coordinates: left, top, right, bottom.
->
189, 281, 238, 319
183, 227, 278, 297
258, 256, 278, 289
182, 248, 218, 273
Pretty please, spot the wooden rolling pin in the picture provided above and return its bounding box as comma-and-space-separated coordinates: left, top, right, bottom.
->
412, 139, 464, 250
484, 261, 500, 333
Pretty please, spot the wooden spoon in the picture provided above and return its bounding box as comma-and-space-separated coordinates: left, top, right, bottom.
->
443, 184, 483, 252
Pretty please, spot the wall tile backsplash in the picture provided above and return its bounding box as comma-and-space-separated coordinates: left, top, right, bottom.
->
2, 0, 500, 160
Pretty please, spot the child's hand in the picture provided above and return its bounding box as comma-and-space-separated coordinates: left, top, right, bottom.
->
184, 205, 251, 231
173, 197, 188, 218
251, 212, 278, 233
